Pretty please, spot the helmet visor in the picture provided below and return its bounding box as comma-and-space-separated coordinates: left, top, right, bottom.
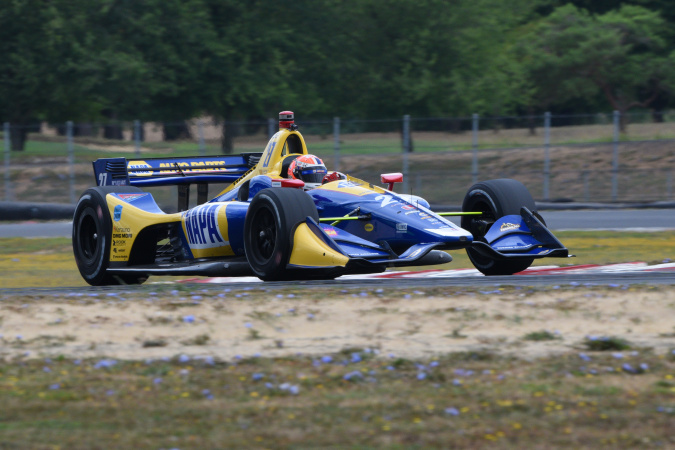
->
299, 168, 327, 184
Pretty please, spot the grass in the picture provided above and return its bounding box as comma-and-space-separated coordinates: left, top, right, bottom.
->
0, 230, 674, 288
0, 351, 673, 448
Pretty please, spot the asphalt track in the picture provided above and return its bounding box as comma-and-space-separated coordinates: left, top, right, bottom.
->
0, 209, 673, 294
0, 208, 674, 238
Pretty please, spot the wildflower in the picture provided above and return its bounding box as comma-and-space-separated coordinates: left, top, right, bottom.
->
453, 379, 462, 386
94, 359, 117, 369
43, 367, 51, 373
445, 407, 460, 416
343, 371, 363, 381
321, 355, 333, 364
429, 361, 439, 368
351, 353, 362, 363
622, 363, 636, 373
183, 315, 195, 323
153, 377, 163, 384
49, 383, 60, 390
578, 352, 591, 361
178, 355, 190, 363
252, 373, 265, 381
244, 322, 253, 328
612, 352, 624, 359
417, 372, 427, 380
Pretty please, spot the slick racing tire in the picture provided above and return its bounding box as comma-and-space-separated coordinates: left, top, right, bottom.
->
461, 179, 540, 276
244, 188, 319, 281
72, 186, 147, 286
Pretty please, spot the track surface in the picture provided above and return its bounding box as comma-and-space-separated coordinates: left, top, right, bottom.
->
2, 270, 675, 298
1, 208, 673, 238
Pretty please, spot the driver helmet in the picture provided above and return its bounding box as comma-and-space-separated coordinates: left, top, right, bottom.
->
288, 155, 327, 189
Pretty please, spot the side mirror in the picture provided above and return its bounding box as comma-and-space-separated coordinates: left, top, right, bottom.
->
381, 172, 403, 191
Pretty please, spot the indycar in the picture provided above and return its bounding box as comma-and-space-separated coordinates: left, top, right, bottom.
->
72, 111, 570, 285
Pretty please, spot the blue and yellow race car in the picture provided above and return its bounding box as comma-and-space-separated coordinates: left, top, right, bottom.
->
72, 111, 569, 285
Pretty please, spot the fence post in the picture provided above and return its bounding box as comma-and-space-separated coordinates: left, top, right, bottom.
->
543, 112, 551, 201
267, 118, 275, 139
67, 121, 76, 204
198, 119, 206, 156
472, 113, 479, 184
611, 110, 619, 201
333, 117, 340, 172
134, 120, 141, 157
4, 122, 10, 201
402, 114, 410, 193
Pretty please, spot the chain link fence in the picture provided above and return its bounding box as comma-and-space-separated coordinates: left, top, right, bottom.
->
2, 111, 674, 209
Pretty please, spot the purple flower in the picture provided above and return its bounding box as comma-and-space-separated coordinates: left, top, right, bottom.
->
178, 355, 190, 363
343, 371, 364, 381
453, 379, 462, 386
43, 367, 51, 373
445, 407, 460, 416
93, 359, 117, 369
153, 378, 163, 384
578, 353, 591, 362
244, 322, 253, 328
612, 352, 624, 359
183, 315, 195, 323
429, 361, 439, 368
49, 383, 60, 390
350, 353, 362, 363
622, 363, 636, 373
321, 355, 333, 364
252, 373, 265, 381
417, 372, 427, 380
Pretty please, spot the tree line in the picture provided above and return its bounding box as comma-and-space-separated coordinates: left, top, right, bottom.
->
2, 0, 674, 151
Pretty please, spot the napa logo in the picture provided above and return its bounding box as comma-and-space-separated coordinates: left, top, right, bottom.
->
127, 160, 153, 176
183, 204, 226, 249
113, 205, 123, 221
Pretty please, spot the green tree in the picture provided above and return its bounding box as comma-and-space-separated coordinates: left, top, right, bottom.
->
514, 4, 675, 130
0, 0, 96, 150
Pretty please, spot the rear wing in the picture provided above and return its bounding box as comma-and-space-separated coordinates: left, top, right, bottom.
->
92, 153, 262, 210
92, 153, 262, 188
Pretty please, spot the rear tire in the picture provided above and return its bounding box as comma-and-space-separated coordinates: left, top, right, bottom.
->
244, 188, 319, 281
461, 179, 538, 276
72, 186, 147, 286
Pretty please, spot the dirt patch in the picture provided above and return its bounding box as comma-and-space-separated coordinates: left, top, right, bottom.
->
1, 287, 673, 362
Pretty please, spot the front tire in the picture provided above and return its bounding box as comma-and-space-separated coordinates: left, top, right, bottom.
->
461, 179, 538, 276
244, 188, 319, 281
72, 186, 147, 286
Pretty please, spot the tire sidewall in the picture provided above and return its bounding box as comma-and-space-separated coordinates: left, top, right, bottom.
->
244, 188, 318, 280
461, 179, 536, 275
73, 189, 112, 285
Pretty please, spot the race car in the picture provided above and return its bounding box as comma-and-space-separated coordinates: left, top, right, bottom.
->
72, 111, 570, 285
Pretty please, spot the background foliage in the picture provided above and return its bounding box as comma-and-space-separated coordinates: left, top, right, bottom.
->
2, 0, 675, 149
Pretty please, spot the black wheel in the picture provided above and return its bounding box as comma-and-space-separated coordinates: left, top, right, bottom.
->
461, 179, 540, 276
244, 188, 319, 281
72, 186, 147, 286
